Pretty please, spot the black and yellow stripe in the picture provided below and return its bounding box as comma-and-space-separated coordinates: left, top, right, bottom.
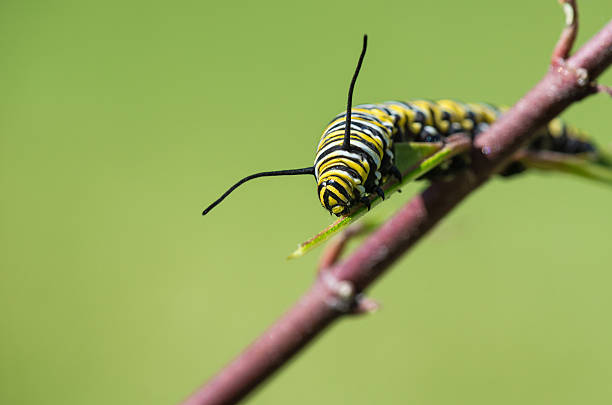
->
202, 36, 602, 219
314, 100, 497, 215
313, 100, 599, 216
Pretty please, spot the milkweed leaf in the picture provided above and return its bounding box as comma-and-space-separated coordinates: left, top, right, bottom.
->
519, 150, 612, 185
289, 136, 471, 259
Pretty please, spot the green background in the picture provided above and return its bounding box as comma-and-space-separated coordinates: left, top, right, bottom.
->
2, 1, 612, 404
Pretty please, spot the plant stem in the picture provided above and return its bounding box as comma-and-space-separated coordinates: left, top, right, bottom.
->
181, 14, 612, 405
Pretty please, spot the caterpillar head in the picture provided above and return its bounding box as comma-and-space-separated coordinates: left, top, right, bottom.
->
318, 176, 355, 216
316, 34, 368, 217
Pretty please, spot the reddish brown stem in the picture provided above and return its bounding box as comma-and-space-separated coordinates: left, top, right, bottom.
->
552, 0, 578, 62
182, 17, 612, 405
181, 279, 345, 405
597, 83, 612, 97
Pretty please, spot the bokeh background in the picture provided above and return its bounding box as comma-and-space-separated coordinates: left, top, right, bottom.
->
2, 1, 612, 404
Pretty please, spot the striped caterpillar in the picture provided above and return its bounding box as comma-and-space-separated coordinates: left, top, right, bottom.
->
202, 35, 601, 217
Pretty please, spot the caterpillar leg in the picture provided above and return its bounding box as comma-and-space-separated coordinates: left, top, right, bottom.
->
375, 187, 385, 200
390, 166, 402, 182
498, 161, 527, 177
359, 196, 371, 211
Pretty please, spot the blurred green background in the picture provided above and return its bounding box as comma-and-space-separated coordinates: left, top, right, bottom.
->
2, 1, 612, 404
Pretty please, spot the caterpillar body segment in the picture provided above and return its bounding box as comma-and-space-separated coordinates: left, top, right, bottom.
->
532, 118, 597, 155
314, 100, 604, 216
201, 35, 606, 220
314, 100, 500, 216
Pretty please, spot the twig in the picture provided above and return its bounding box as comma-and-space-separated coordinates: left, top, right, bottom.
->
552, 0, 578, 63
318, 223, 367, 271
597, 83, 612, 97
181, 276, 348, 405
182, 9, 612, 405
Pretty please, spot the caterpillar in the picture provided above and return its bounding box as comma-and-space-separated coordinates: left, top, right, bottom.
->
202, 35, 601, 217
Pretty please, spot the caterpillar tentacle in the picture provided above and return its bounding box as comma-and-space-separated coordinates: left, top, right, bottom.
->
202, 36, 604, 219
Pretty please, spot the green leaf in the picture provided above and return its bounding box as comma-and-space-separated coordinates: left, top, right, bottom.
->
519, 150, 612, 186
288, 136, 471, 259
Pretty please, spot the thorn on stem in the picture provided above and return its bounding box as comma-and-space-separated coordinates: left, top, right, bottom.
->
320, 273, 380, 315
320, 271, 356, 313
576, 67, 588, 86
552, 58, 589, 87
351, 294, 381, 315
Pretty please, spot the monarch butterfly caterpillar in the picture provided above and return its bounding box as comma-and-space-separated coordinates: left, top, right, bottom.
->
202, 35, 601, 217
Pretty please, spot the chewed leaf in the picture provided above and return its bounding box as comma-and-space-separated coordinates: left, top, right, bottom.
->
289, 135, 471, 259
